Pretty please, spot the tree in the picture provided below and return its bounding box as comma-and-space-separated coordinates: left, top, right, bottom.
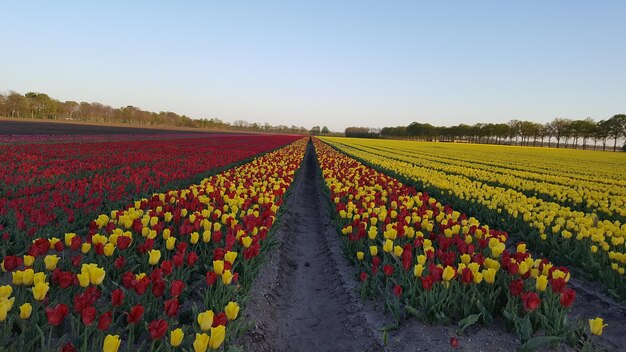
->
321, 126, 329, 134
310, 126, 321, 135
605, 114, 626, 151
547, 118, 572, 148
577, 118, 597, 150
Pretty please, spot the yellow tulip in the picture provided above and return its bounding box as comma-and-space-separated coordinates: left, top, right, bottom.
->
22, 269, 35, 285
89, 266, 106, 285
23, 255, 35, 267
197, 310, 214, 331
12, 271, 23, 285
65, 233, 76, 246
383, 239, 393, 253
19, 302, 32, 319
81, 243, 92, 254
413, 264, 424, 278
442, 266, 456, 282
517, 243, 527, 253
222, 270, 234, 285
0, 303, 7, 322
393, 245, 403, 257
170, 328, 184, 347
482, 268, 496, 284
473, 271, 483, 284
44, 255, 60, 271
213, 260, 224, 275
103, 243, 116, 257
356, 252, 364, 261
535, 275, 548, 292
225, 301, 239, 321
148, 249, 161, 265
0, 285, 12, 299
209, 325, 226, 349
242, 236, 253, 248
416, 255, 426, 265
224, 251, 237, 264
190, 232, 200, 244
369, 246, 378, 257
102, 334, 121, 352
166, 237, 176, 250
77, 273, 90, 287
33, 272, 46, 286
193, 333, 210, 352
589, 317, 607, 336
32, 282, 49, 301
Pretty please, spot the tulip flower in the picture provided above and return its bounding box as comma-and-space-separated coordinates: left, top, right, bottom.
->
193, 333, 210, 352
148, 249, 161, 265
111, 289, 124, 307
535, 275, 548, 292
197, 310, 214, 331
170, 328, 184, 347
19, 302, 32, 319
369, 246, 378, 257
46, 303, 69, 326
482, 268, 496, 284
102, 335, 121, 352
209, 325, 226, 349
356, 252, 364, 261
242, 236, 253, 248
166, 237, 176, 250
589, 317, 607, 336
98, 311, 113, 331
32, 281, 49, 301
148, 319, 169, 340
222, 270, 234, 285
224, 251, 237, 264
127, 304, 144, 324
82, 306, 97, 325
23, 255, 35, 267
0, 285, 12, 299
225, 301, 240, 321
559, 288, 576, 308
521, 291, 541, 312
44, 255, 60, 271
442, 266, 456, 282
213, 260, 224, 275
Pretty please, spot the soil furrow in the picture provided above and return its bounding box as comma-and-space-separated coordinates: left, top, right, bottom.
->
238, 140, 383, 352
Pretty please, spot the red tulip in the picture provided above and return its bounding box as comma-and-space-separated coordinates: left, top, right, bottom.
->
460, 268, 473, 285
148, 320, 169, 340
98, 312, 113, 331
559, 288, 576, 308
187, 251, 199, 266
114, 256, 125, 269
393, 284, 403, 297
521, 292, 541, 312
383, 264, 394, 277
213, 312, 228, 327
421, 275, 435, 291
360, 272, 368, 282
61, 342, 78, 352
170, 280, 185, 297
111, 289, 124, 307
550, 278, 566, 293
81, 306, 97, 325
509, 279, 524, 297
450, 336, 459, 348
152, 279, 165, 297
46, 303, 69, 326
127, 304, 144, 324
164, 298, 179, 317
206, 271, 218, 286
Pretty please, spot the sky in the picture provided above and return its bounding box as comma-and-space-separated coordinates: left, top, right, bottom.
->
1, 1, 625, 132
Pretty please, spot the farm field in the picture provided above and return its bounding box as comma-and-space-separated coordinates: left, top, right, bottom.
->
0, 132, 624, 351
319, 137, 626, 300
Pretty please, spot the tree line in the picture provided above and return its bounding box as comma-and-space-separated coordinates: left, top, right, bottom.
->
0, 90, 310, 134
347, 115, 626, 151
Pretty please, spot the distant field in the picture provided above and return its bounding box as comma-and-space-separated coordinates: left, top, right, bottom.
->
0, 117, 225, 135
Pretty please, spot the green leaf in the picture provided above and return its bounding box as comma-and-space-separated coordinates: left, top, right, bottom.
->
520, 336, 561, 352
457, 313, 482, 335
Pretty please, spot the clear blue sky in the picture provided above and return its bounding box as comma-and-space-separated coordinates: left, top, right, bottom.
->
2, 1, 625, 131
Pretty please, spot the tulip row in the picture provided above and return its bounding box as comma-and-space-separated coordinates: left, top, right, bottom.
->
312, 138, 602, 347
0, 137, 307, 351
319, 137, 626, 299
0, 134, 300, 255
344, 140, 626, 220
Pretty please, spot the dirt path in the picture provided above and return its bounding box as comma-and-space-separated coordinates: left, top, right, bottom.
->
238, 141, 384, 352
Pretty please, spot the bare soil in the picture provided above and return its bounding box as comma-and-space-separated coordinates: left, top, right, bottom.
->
0, 117, 228, 135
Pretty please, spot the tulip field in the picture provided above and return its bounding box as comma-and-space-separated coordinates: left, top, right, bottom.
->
0, 132, 622, 351
319, 137, 626, 300
0, 134, 305, 351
